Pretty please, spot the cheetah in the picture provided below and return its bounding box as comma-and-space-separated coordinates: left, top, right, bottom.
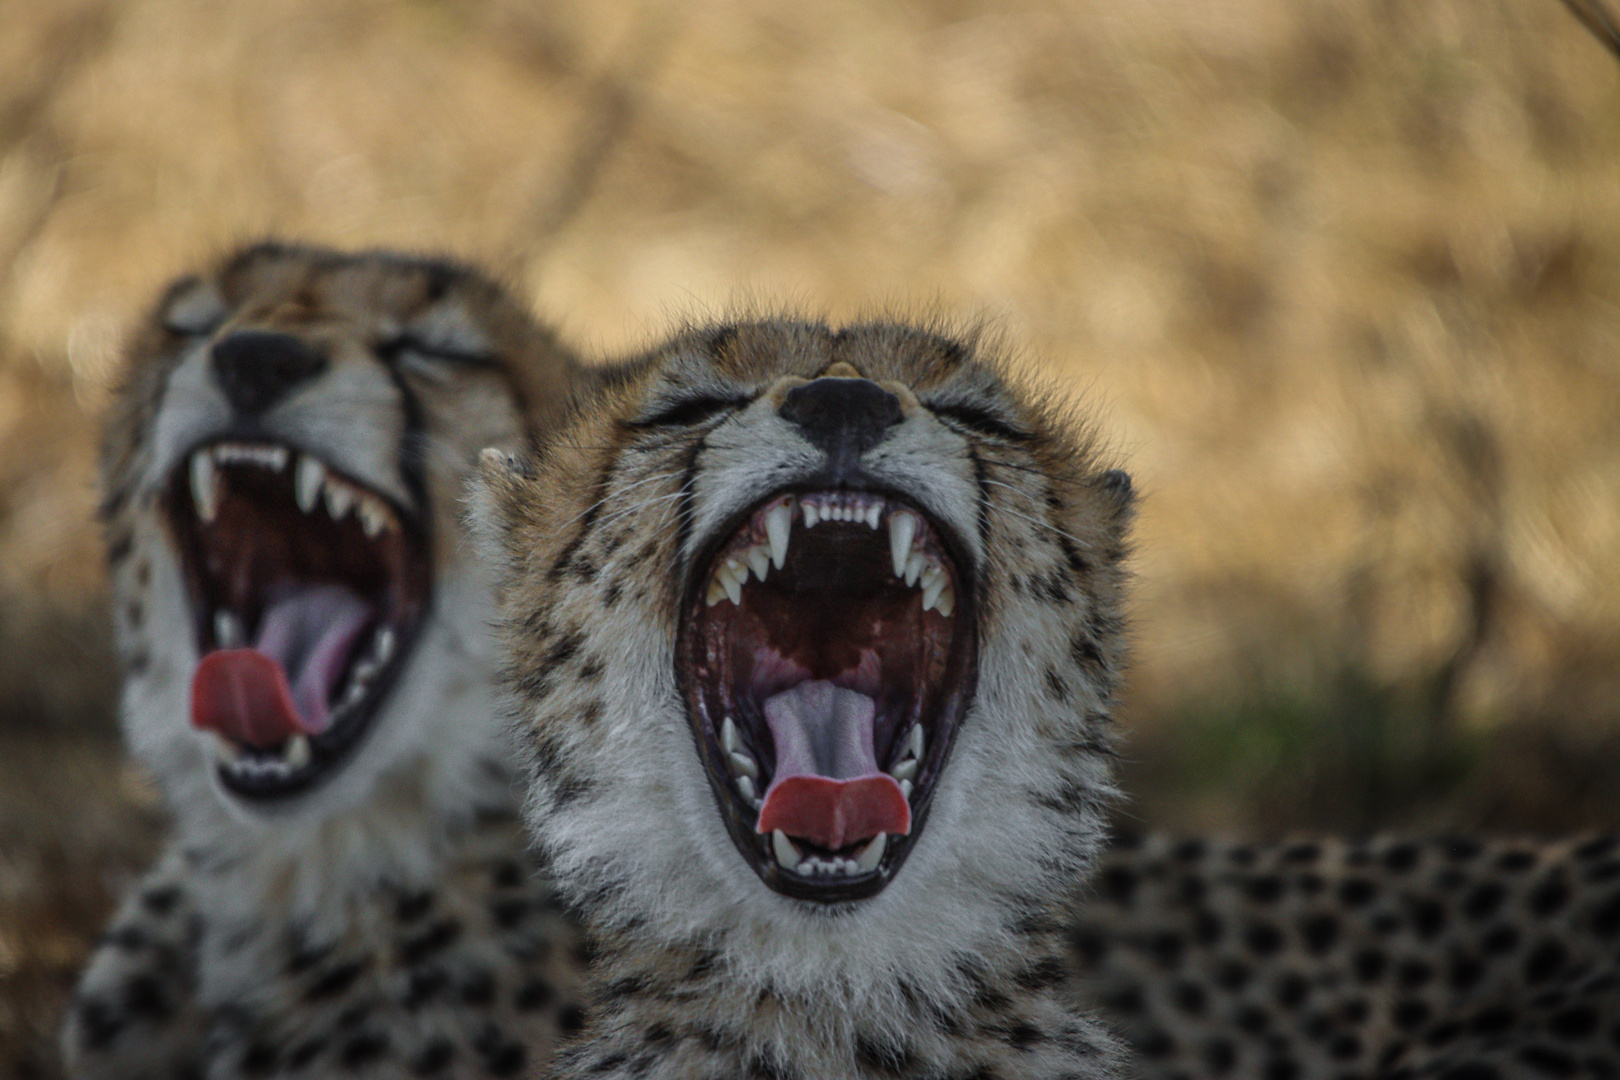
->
470, 318, 1136, 1079
64, 243, 589, 1079
1069, 833, 1620, 1080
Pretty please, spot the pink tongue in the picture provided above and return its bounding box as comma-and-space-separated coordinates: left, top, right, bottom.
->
755, 680, 911, 851
190, 585, 374, 749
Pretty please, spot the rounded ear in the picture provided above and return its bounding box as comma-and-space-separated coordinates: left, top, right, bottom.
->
1099, 469, 1134, 517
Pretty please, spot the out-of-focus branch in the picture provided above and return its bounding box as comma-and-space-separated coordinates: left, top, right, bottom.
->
1558, 0, 1620, 63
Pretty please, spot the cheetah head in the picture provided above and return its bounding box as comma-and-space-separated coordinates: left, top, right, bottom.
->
101, 242, 575, 831
473, 319, 1133, 989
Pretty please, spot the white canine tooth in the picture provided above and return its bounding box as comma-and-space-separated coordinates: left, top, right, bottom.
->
765, 501, 793, 569
358, 495, 389, 538
904, 552, 928, 588
720, 565, 742, 606
736, 774, 757, 803
900, 778, 913, 799
213, 610, 244, 648
721, 716, 741, 754
866, 505, 881, 529
190, 451, 219, 522
706, 578, 727, 606
934, 584, 955, 617
324, 478, 355, 520
803, 502, 820, 528
729, 751, 758, 779
374, 627, 396, 664
210, 732, 241, 764
746, 545, 770, 583
295, 456, 325, 513
922, 572, 948, 613
906, 724, 925, 760
856, 832, 887, 873
285, 733, 311, 769
888, 511, 918, 578
890, 758, 917, 782
772, 830, 802, 870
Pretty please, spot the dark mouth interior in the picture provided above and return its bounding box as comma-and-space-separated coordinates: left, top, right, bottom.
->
166, 441, 429, 798
679, 490, 974, 902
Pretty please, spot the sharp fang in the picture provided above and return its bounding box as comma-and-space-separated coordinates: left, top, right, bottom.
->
900, 778, 913, 799
737, 774, 757, 802
922, 571, 948, 613
904, 552, 928, 588
746, 545, 770, 582
324, 479, 355, 520
856, 832, 887, 873
765, 501, 793, 569
190, 452, 219, 522
906, 724, 925, 760
865, 505, 881, 529
720, 566, 742, 606
214, 610, 245, 648
210, 732, 241, 764
729, 751, 758, 779
772, 830, 802, 870
934, 584, 955, 617
890, 758, 917, 782
706, 578, 727, 606
803, 502, 820, 528
358, 495, 389, 538
285, 733, 311, 769
295, 456, 324, 513
888, 511, 917, 578
722, 716, 741, 754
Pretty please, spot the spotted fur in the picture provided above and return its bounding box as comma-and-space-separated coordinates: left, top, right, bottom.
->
65, 243, 587, 1079
471, 318, 1135, 1079
1070, 834, 1620, 1080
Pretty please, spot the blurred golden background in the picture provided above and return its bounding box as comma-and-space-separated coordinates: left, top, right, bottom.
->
3, 0, 1619, 1071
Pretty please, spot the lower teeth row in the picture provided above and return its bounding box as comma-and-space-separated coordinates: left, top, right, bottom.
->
208, 625, 398, 779
772, 829, 888, 875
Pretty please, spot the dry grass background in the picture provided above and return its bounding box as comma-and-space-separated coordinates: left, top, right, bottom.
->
2, 0, 1619, 1071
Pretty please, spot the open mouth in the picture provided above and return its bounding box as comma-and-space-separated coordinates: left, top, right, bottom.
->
678, 490, 976, 902
165, 441, 430, 799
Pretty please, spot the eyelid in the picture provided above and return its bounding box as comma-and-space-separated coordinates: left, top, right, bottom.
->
928, 401, 1031, 443
631, 393, 751, 429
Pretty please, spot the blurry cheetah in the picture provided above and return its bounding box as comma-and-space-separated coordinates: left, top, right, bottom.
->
64, 243, 588, 1079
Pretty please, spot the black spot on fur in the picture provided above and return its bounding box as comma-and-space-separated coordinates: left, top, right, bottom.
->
1530, 875, 1572, 916
305, 959, 367, 1000
1464, 882, 1507, 920
75, 998, 124, 1050
1382, 844, 1421, 872
1549, 1005, 1599, 1040
1244, 875, 1285, 903
123, 975, 172, 1021
474, 1024, 527, 1076
1283, 842, 1322, 864
492, 861, 524, 888
140, 887, 181, 916
1244, 921, 1284, 956
1044, 666, 1070, 702
395, 890, 434, 922
1525, 939, 1568, 984
1410, 899, 1446, 939
1396, 959, 1433, 989
1577, 837, 1618, 861
413, 1038, 456, 1075
287, 1038, 326, 1069
399, 919, 462, 966
1275, 973, 1310, 1009
460, 969, 496, 1005
1482, 925, 1520, 954
1518, 1044, 1578, 1076
491, 898, 529, 929
1393, 1000, 1432, 1030
1592, 891, 1620, 936
1216, 959, 1252, 991
404, 968, 448, 1009
339, 1032, 389, 1069
240, 1042, 279, 1074
559, 1005, 586, 1034
1299, 913, 1339, 955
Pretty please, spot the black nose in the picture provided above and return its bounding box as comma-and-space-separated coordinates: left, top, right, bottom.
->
211, 332, 328, 416
778, 378, 903, 467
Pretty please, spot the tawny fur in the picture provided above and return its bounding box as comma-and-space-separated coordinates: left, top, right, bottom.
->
472, 318, 1136, 1079
65, 243, 588, 1080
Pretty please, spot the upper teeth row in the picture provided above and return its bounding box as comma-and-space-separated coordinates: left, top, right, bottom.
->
705, 497, 954, 615
189, 445, 396, 538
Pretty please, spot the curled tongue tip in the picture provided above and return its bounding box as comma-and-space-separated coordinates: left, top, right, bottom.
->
755, 679, 912, 851
191, 649, 325, 749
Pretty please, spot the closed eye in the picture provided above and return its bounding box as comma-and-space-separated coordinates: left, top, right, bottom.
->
376, 334, 496, 368
929, 402, 1031, 443
629, 393, 751, 429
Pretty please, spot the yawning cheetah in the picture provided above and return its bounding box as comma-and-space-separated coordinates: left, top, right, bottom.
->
64, 243, 588, 1079
471, 319, 1136, 1079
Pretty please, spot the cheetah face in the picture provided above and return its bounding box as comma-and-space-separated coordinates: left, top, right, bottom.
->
103, 243, 570, 819
677, 380, 979, 901
477, 320, 1134, 943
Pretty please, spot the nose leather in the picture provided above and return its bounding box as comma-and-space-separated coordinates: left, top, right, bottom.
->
211, 331, 328, 416
778, 377, 903, 476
